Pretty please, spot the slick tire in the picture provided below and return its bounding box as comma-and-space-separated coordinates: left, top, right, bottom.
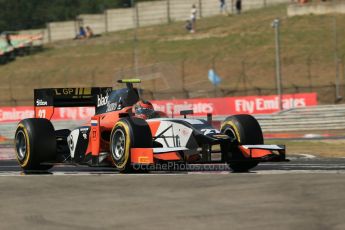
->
110, 117, 152, 173
14, 118, 56, 171
221, 114, 263, 172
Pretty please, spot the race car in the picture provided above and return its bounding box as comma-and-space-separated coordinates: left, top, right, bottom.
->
14, 79, 286, 173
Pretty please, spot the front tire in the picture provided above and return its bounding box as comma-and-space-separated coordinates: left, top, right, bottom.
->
221, 114, 263, 172
110, 117, 152, 173
14, 118, 56, 171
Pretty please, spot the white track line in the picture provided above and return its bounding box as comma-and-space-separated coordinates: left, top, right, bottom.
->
1, 170, 345, 176
287, 153, 317, 160
255, 170, 345, 175
262, 163, 345, 167
298, 154, 317, 159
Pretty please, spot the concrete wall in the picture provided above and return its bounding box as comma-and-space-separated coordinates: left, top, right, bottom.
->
169, 0, 201, 21
201, 0, 221, 17
24, 0, 291, 43
287, 2, 345, 17
77, 14, 106, 34
47, 21, 77, 42
266, 0, 291, 5
18, 29, 49, 44
242, 0, 290, 12
242, 0, 266, 11
106, 8, 135, 32
137, 1, 168, 27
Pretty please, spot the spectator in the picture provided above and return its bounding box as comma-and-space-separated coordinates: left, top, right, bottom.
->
5, 33, 12, 46
86, 26, 94, 38
190, 4, 197, 33
185, 20, 192, 32
236, 0, 242, 14
75, 26, 86, 39
220, 0, 229, 15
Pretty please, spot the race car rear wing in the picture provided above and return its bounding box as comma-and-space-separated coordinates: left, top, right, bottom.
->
34, 87, 112, 119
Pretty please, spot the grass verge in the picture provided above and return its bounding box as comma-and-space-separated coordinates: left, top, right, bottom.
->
1, 4, 345, 105
267, 139, 345, 158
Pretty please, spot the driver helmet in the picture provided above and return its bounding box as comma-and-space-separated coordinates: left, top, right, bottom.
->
132, 100, 156, 119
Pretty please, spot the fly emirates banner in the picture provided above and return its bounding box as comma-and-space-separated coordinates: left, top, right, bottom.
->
151, 93, 317, 116
0, 93, 317, 122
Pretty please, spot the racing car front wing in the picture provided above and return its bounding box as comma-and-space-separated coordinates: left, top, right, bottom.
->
128, 144, 287, 165
239, 145, 287, 162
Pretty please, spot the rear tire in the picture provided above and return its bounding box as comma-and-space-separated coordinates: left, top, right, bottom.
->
110, 117, 152, 173
14, 118, 56, 171
221, 114, 263, 172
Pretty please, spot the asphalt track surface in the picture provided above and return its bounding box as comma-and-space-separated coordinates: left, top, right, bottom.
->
0, 152, 345, 230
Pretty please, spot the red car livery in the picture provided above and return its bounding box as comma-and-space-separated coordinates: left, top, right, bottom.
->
14, 79, 286, 173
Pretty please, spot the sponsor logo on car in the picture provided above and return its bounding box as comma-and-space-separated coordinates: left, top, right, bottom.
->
91, 120, 98, 126
54, 88, 92, 96
201, 129, 220, 135
36, 99, 48, 106
97, 93, 109, 107
106, 102, 119, 112
79, 127, 89, 132
97, 92, 121, 112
